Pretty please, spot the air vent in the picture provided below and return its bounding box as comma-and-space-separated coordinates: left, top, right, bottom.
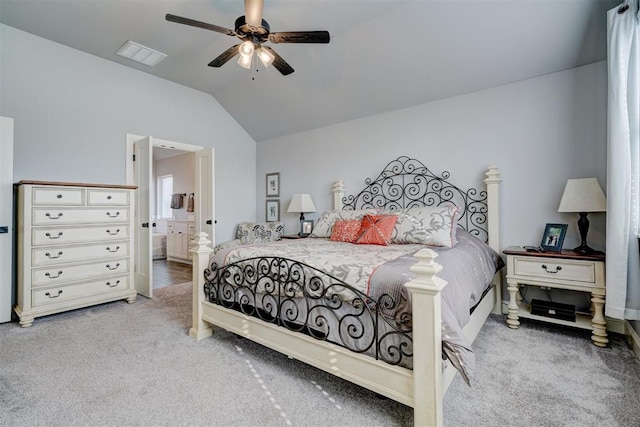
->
115, 40, 167, 67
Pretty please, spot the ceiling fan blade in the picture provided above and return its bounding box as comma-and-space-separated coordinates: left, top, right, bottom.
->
208, 45, 241, 67
262, 46, 294, 76
244, 0, 264, 28
166, 14, 236, 37
268, 31, 330, 44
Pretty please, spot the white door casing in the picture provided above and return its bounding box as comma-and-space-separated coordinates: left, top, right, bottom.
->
195, 148, 215, 244
0, 117, 14, 322
126, 134, 211, 298
134, 137, 153, 298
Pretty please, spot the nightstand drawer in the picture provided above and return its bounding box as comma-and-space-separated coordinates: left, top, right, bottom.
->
513, 257, 595, 283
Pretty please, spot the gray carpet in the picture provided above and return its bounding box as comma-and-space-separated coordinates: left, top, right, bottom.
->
1, 282, 639, 427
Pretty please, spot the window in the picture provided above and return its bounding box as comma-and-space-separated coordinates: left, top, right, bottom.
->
157, 174, 173, 219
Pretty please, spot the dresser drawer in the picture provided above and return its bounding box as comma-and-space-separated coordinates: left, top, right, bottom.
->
32, 241, 129, 266
32, 225, 130, 246
31, 275, 130, 307
32, 187, 84, 206
32, 258, 130, 286
32, 208, 130, 225
87, 188, 130, 206
513, 257, 595, 283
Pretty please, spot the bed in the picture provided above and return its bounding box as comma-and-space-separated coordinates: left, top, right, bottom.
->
189, 156, 502, 426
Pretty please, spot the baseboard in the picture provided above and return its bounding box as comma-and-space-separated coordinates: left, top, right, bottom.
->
625, 321, 640, 360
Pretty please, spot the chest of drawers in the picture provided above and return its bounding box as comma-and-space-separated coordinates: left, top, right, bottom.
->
15, 181, 137, 327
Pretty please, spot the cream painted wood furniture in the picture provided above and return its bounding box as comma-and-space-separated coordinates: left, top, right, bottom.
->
190, 160, 502, 427
503, 247, 607, 347
15, 181, 137, 327
166, 220, 195, 263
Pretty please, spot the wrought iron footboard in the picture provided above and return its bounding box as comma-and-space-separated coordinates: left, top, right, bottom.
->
204, 256, 414, 366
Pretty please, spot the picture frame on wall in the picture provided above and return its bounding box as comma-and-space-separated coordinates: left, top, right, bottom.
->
266, 172, 280, 198
266, 199, 280, 222
540, 223, 567, 252
300, 219, 314, 237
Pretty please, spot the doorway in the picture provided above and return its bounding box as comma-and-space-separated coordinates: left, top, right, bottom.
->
126, 134, 215, 298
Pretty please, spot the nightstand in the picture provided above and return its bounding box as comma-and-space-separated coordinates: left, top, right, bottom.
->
281, 234, 307, 239
503, 247, 607, 347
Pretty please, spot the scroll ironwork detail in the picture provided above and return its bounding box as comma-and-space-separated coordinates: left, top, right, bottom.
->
341, 156, 488, 243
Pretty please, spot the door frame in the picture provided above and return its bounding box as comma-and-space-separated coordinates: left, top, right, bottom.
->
126, 134, 205, 296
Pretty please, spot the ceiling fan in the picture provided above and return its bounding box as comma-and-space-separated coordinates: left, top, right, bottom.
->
166, 0, 330, 76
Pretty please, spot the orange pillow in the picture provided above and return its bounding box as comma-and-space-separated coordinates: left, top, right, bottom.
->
330, 219, 362, 242
354, 214, 398, 246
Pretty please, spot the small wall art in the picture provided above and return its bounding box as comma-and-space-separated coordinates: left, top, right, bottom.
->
266, 172, 280, 198
266, 199, 280, 222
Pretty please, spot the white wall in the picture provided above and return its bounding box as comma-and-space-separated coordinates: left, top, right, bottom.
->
257, 62, 608, 252
0, 24, 256, 242
155, 152, 195, 222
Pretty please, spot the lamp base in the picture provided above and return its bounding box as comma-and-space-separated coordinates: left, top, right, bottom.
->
573, 243, 596, 255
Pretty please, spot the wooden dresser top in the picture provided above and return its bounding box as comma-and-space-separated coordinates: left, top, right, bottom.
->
18, 180, 137, 190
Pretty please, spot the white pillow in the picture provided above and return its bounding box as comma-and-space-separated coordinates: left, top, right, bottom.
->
381, 205, 461, 247
309, 209, 379, 238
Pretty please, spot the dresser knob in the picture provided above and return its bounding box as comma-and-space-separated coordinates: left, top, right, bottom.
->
106, 229, 120, 236
45, 290, 63, 298
541, 264, 562, 274
106, 263, 120, 271
45, 251, 63, 259
45, 271, 63, 279
106, 246, 120, 253
56, 194, 63, 199
106, 280, 120, 288
46, 232, 63, 239
45, 212, 63, 220
106, 212, 120, 218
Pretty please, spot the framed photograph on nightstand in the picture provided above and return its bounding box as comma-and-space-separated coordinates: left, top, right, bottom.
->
540, 223, 567, 252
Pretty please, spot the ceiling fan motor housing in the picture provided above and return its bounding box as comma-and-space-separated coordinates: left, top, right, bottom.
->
234, 16, 270, 41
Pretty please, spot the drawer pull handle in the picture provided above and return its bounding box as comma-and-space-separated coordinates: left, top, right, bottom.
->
106, 229, 120, 236
106, 263, 120, 271
106, 212, 120, 218
56, 194, 63, 199
46, 232, 63, 239
45, 290, 63, 298
45, 213, 63, 220
106, 280, 120, 288
106, 246, 120, 253
45, 251, 63, 259
541, 264, 562, 274
107, 195, 112, 200
45, 271, 63, 279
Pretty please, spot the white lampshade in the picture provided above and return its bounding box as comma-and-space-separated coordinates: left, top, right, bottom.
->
558, 178, 607, 213
287, 194, 316, 213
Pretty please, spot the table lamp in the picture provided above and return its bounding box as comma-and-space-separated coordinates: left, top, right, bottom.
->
287, 194, 316, 236
557, 178, 607, 255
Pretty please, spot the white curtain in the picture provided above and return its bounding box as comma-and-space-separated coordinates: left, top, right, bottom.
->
606, 0, 640, 320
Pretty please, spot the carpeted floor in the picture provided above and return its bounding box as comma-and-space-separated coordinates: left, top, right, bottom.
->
1, 282, 639, 426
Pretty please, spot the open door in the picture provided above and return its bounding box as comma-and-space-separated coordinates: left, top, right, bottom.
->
134, 137, 153, 298
195, 148, 215, 244
0, 117, 14, 322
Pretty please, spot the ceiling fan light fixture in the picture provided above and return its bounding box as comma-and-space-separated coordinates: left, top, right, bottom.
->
256, 47, 275, 67
237, 54, 252, 69
239, 40, 255, 57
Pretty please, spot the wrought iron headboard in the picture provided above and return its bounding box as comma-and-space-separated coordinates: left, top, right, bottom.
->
341, 156, 489, 243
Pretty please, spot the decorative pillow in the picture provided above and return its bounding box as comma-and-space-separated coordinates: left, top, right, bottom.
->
329, 219, 362, 242
236, 221, 284, 244
310, 209, 379, 238
353, 214, 398, 246
382, 206, 460, 247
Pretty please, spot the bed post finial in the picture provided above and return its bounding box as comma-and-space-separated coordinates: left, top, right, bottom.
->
405, 248, 446, 427
189, 232, 214, 340
333, 179, 345, 210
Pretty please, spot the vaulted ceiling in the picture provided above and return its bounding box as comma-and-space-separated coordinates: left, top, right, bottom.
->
0, 0, 618, 142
